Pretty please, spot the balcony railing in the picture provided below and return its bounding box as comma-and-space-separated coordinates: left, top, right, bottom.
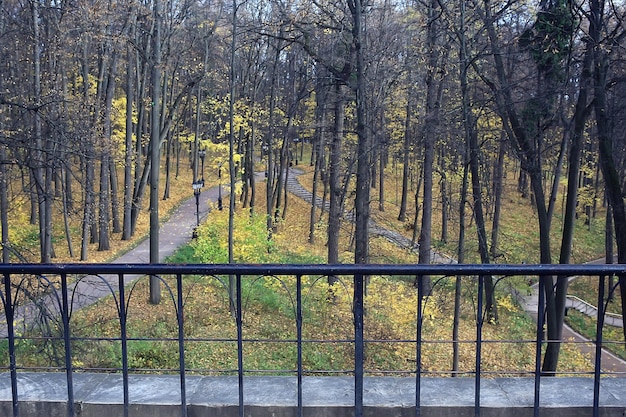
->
1, 263, 625, 417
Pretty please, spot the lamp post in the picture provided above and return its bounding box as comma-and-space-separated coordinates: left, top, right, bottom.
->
217, 163, 223, 211
198, 149, 206, 186
192, 180, 202, 238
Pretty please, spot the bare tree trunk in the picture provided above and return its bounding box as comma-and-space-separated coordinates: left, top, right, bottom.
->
0, 146, 9, 263
227, 0, 238, 316
351, 0, 370, 266
606, 205, 614, 303
590, 0, 626, 343
131, 36, 150, 236
490, 135, 506, 259
32, 0, 51, 262
122, 39, 134, 241
64, 164, 73, 213
60, 166, 74, 258
328, 80, 344, 266
378, 142, 385, 212
397, 89, 411, 222
149, 0, 162, 304
440, 171, 448, 243
469, 120, 497, 321
482, 0, 557, 371
98, 48, 121, 251
80, 36, 95, 259
81, 154, 95, 260
29, 170, 36, 225
97, 155, 111, 251
556, 43, 593, 343
411, 164, 423, 247
417, 0, 441, 289
309, 79, 327, 244
453, 154, 469, 375
265, 31, 283, 235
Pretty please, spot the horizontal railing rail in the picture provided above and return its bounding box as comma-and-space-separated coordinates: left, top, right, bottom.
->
1, 263, 625, 417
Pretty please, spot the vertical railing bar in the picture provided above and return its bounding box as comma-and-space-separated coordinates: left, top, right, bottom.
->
474, 275, 483, 417
533, 276, 546, 417
117, 273, 129, 417
236, 273, 244, 417
177, 273, 187, 417
354, 273, 364, 417
4, 273, 19, 417
415, 275, 423, 417
296, 274, 303, 417
60, 273, 74, 417
592, 273, 606, 417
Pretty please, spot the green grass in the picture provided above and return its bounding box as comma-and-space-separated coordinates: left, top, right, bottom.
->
565, 310, 626, 360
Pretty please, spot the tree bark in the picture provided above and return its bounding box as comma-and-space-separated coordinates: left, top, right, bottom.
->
417, 0, 441, 289
398, 86, 412, 222
590, 0, 626, 343
490, 135, 506, 260
328, 80, 344, 266
350, 0, 370, 266
0, 146, 9, 263
309, 79, 328, 244
122, 39, 134, 241
149, 0, 162, 304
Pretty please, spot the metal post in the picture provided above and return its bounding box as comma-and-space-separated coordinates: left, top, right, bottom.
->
593, 274, 606, 417
218, 165, 223, 211
177, 273, 188, 417
118, 273, 130, 417
192, 181, 202, 238
296, 275, 303, 417
3, 273, 18, 417
236, 274, 244, 417
354, 273, 364, 417
534, 276, 546, 417
415, 275, 423, 417
475, 275, 484, 417
195, 188, 200, 226
60, 274, 75, 417
199, 149, 206, 186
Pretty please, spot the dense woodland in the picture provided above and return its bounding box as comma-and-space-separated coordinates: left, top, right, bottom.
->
1, 0, 626, 372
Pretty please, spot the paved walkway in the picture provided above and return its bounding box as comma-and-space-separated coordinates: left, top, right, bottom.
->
519, 258, 626, 373
521, 282, 626, 373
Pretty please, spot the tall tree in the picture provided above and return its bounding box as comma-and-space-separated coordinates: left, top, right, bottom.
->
417, 0, 444, 287
481, 0, 576, 372
589, 0, 626, 341
349, 0, 370, 264
149, 0, 163, 304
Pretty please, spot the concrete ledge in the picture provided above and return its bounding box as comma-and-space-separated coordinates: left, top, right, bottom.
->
0, 372, 625, 416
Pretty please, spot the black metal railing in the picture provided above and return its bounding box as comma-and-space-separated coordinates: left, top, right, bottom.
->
1, 263, 625, 417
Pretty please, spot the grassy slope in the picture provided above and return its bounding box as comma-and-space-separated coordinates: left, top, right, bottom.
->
4, 152, 612, 371
62, 165, 597, 375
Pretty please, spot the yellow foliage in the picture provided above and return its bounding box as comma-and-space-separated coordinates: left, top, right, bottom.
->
497, 294, 517, 313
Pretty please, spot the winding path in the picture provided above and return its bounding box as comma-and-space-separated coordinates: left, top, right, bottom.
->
283, 168, 455, 264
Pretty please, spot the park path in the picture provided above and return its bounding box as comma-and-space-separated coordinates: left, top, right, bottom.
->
520, 268, 626, 373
